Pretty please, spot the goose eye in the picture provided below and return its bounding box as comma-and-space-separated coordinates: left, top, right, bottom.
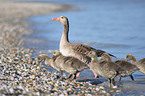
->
61, 16, 64, 19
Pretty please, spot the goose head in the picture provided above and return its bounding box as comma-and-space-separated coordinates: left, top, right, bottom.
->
126, 54, 134, 61
53, 50, 62, 56
37, 54, 50, 62
101, 53, 110, 60
52, 16, 68, 25
88, 51, 96, 58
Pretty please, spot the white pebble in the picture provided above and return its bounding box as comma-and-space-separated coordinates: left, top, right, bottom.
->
9, 88, 14, 94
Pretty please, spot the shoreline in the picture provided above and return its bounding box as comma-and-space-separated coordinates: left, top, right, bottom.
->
0, 1, 109, 96
0, 1, 127, 96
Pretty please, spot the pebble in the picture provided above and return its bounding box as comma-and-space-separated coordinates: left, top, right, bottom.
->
99, 86, 105, 90
0, 24, 122, 95
106, 93, 111, 96
110, 89, 115, 92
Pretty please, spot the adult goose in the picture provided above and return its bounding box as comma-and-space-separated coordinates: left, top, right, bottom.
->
53, 50, 88, 80
88, 51, 119, 87
52, 16, 115, 66
126, 54, 145, 75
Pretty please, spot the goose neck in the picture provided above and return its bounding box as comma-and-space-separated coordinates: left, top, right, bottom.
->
106, 56, 112, 62
60, 22, 69, 44
131, 56, 137, 64
58, 53, 64, 58
91, 56, 98, 63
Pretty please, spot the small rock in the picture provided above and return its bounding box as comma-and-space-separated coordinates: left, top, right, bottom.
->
110, 89, 115, 92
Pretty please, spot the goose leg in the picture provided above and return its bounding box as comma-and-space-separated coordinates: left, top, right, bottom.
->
59, 71, 63, 80
112, 78, 116, 86
72, 73, 77, 80
66, 74, 72, 79
108, 78, 112, 87
118, 76, 121, 82
130, 75, 135, 81
76, 72, 80, 77
90, 69, 99, 78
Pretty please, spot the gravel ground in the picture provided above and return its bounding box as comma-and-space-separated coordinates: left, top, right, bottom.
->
0, 0, 122, 95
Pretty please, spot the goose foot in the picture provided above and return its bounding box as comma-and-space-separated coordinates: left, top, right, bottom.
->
94, 72, 99, 78
76, 72, 80, 77
65, 74, 73, 80
90, 69, 99, 78
95, 75, 99, 78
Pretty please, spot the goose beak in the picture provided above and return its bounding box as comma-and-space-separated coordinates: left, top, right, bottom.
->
52, 17, 59, 21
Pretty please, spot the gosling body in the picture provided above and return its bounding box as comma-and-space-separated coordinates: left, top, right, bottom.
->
53, 50, 88, 80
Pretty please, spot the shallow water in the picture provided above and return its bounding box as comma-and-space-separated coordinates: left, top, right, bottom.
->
25, 0, 145, 95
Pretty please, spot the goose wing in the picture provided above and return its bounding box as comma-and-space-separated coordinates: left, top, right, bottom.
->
72, 44, 115, 57
115, 60, 139, 72
138, 58, 145, 65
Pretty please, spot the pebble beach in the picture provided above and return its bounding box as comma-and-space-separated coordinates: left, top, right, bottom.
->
0, 0, 141, 96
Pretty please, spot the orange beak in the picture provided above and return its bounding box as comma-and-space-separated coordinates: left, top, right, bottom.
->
52, 17, 59, 21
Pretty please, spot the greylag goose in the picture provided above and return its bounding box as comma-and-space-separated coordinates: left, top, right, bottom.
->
52, 16, 115, 77
52, 16, 115, 65
126, 54, 145, 75
88, 51, 118, 87
114, 58, 139, 82
53, 50, 88, 80
37, 54, 63, 76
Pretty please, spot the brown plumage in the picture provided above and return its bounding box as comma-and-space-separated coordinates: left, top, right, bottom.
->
114, 58, 139, 82
37, 54, 61, 72
126, 54, 145, 75
53, 50, 88, 80
101, 53, 137, 82
88, 51, 118, 87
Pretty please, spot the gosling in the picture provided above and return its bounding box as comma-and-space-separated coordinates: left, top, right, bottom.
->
126, 54, 145, 75
88, 51, 120, 87
37, 54, 62, 75
101, 53, 136, 82
114, 56, 139, 82
53, 50, 89, 80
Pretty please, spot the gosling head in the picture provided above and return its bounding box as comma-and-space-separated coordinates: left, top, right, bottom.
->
52, 16, 68, 25
37, 54, 50, 62
100, 53, 112, 62
126, 54, 134, 61
101, 53, 110, 59
88, 51, 96, 58
53, 50, 62, 56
